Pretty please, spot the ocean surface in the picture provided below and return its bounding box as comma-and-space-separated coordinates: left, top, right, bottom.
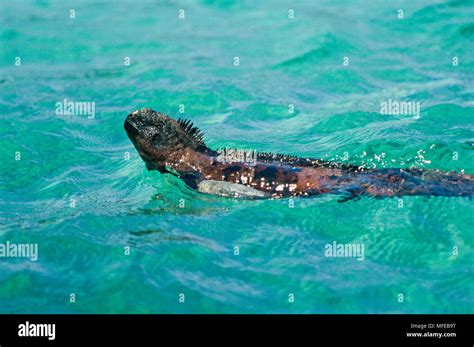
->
1, 0, 473, 313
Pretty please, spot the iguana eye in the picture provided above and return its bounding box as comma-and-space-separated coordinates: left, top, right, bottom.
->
151, 133, 162, 147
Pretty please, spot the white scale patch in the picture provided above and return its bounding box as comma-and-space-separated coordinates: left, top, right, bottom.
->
198, 180, 270, 199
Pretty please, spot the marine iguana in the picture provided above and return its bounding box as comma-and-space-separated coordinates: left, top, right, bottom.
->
124, 108, 474, 200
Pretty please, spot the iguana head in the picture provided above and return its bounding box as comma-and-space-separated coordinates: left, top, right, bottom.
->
124, 108, 207, 173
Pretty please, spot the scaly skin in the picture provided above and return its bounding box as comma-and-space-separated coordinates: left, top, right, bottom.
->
124, 108, 474, 199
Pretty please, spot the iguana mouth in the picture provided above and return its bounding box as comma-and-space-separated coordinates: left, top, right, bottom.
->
124, 118, 139, 137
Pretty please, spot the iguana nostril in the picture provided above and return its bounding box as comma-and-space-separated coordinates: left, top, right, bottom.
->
124, 118, 139, 136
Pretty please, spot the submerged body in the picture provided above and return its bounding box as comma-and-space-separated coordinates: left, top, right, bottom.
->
124, 108, 474, 199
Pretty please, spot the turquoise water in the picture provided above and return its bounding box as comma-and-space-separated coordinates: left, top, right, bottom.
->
1, 0, 473, 313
